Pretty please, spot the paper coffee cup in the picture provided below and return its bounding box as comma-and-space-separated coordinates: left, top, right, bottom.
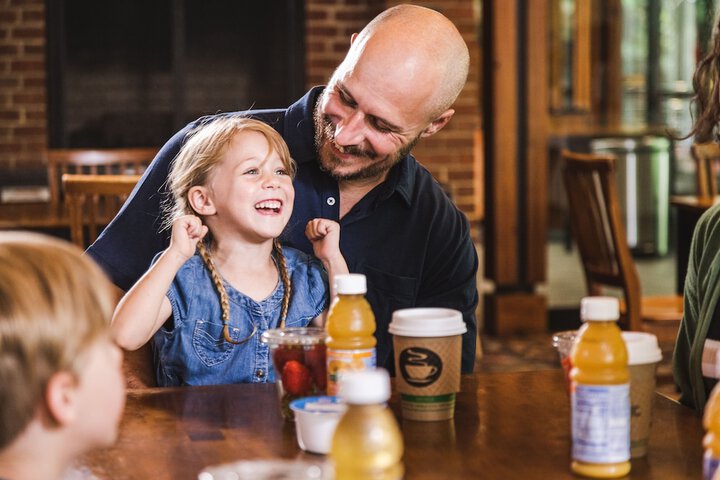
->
621, 331, 662, 458
388, 308, 467, 421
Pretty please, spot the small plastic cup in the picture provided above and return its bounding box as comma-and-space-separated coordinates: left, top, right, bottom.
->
290, 396, 347, 454
552, 330, 578, 392
260, 327, 327, 420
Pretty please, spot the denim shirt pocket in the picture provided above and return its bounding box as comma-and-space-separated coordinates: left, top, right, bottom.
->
192, 317, 249, 367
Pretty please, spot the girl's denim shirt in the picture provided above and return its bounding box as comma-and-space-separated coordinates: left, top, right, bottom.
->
152, 246, 328, 387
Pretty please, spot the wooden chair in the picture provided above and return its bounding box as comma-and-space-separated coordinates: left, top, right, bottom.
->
62, 173, 141, 249
561, 149, 682, 345
691, 142, 720, 198
47, 148, 156, 209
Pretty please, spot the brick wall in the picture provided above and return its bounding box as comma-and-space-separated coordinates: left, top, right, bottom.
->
0, 0, 481, 221
0, 0, 46, 182
306, 0, 482, 219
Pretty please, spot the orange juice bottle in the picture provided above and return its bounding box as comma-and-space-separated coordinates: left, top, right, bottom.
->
330, 369, 404, 480
704, 365, 720, 479
570, 296, 630, 478
326, 274, 376, 396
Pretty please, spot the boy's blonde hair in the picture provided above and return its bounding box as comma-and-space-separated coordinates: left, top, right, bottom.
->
166, 116, 297, 342
0, 232, 116, 449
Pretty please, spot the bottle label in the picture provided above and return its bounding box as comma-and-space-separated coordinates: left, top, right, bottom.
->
572, 383, 630, 464
326, 347, 376, 395
704, 451, 720, 480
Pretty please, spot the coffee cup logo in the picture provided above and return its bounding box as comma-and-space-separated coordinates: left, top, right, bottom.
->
399, 347, 442, 386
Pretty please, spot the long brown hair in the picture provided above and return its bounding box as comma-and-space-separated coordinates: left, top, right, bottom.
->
166, 116, 297, 343
687, 13, 720, 142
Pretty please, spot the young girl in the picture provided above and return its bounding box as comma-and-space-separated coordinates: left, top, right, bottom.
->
112, 116, 348, 387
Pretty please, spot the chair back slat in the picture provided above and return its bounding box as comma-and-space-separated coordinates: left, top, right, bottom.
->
691, 142, 720, 198
561, 149, 643, 331
61, 173, 142, 248
46, 148, 156, 208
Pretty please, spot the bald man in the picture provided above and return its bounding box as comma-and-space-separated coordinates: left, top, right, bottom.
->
89, 5, 479, 376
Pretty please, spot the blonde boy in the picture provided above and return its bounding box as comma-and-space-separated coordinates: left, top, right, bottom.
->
0, 232, 126, 480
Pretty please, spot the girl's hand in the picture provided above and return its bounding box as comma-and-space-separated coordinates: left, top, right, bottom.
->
169, 215, 208, 260
305, 218, 341, 263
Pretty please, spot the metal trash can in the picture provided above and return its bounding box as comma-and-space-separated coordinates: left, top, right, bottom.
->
590, 136, 671, 256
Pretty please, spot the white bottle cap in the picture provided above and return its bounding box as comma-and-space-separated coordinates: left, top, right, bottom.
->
334, 274, 367, 295
621, 332, 662, 365
580, 296, 620, 322
338, 369, 391, 404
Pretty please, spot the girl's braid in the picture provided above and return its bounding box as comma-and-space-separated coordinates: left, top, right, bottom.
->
273, 238, 291, 328
197, 241, 256, 344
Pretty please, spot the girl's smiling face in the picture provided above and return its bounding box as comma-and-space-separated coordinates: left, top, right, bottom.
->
201, 130, 295, 243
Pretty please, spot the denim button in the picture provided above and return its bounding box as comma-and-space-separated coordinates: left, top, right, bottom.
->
326, 197, 336, 206
256, 369, 265, 378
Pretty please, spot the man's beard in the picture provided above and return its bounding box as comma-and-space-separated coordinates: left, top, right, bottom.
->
313, 100, 420, 182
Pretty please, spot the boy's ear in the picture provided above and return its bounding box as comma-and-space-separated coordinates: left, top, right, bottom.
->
188, 186, 216, 216
45, 371, 78, 426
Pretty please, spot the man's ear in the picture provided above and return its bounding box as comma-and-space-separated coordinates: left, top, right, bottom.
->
188, 186, 216, 216
45, 371, 78, 426
420, 109, 455, 138
350, 32, 358, 45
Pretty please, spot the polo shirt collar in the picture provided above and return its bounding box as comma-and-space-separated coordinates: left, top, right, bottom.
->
286, 86, 417, 208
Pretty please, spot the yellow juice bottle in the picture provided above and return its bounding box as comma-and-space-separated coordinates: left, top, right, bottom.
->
326, 274, 377, 395
570, 296, 631, 478
704, 374, 720, 479
330, 369, 404, 480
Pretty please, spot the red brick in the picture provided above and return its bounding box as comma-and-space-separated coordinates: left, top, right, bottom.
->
21, 10, 44, 22
21, 76, 44, 87
10, 59, 42, 71
0, 43, 19, 56
11, 26, 43, 39
0, 110, 19, 121
12, 92, 44, 103
0, 11, 17, 24
307, 26, 338, 36
22, 44, 45, 55
306, 10, 328, 20
9, 0, 43, 7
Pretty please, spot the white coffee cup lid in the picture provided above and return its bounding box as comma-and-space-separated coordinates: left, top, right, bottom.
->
388, 308, 467, 337
621, 331, 662, 365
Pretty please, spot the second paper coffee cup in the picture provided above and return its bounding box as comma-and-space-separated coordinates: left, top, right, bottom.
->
389, 308, 467, 421
621, 331, 662, 458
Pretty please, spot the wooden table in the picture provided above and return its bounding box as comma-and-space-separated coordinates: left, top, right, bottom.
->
69, 370, 702, 479
671, 195, 720, 294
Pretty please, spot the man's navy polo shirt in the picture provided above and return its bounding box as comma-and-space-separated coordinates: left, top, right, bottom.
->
88, 86, 479, 373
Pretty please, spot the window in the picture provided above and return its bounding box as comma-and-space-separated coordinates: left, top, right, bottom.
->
46, 0, 304, 148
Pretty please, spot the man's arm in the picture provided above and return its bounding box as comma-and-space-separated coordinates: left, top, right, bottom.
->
417, 209, 479, 373
86, 124, 192, 290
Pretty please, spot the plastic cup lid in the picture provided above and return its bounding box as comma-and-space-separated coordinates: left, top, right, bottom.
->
289, 396, 346, 415
621, 331, 662, 365
260, 327, 326, 346
388, 308, 467, 337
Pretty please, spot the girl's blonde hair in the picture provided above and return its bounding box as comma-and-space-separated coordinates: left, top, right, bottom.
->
166, 116, 297, 341
0, 232, 116, 449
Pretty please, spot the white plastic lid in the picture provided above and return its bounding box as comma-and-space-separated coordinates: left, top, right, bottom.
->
388, 308, 467, 337
621, 331, 662, 365
334, 274, 367, 295
580, 296, 620, 322
338, 369, 391, 404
